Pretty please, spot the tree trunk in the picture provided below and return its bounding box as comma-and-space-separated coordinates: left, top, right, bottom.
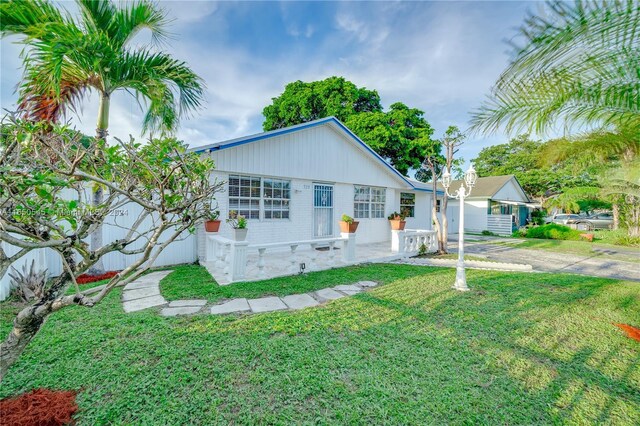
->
88, 93, 110, 275
0, 306, 47, 381
612, 202, 620, 230
431, 176, 446, 254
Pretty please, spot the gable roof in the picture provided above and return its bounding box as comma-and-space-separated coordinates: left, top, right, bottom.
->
438, 175, 529, 201
190, 116, 443, 193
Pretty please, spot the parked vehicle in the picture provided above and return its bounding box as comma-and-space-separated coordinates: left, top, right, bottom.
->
568, 212, 614, 230
544, 214, 581, 225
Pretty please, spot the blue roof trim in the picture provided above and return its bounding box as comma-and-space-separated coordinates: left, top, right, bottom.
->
193, 116, 442, 194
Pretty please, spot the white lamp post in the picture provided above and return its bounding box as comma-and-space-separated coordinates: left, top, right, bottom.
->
441, 164, 478, 291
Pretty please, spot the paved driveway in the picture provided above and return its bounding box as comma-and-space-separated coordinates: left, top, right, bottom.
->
452, 238, 640, 282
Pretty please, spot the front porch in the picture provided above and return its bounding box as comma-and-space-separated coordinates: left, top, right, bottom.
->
203, 230, 437, 284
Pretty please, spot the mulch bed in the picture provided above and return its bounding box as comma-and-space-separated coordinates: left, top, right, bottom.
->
0, 388, 78, 426
614, 323, 640, 342
76, 271, 119, 285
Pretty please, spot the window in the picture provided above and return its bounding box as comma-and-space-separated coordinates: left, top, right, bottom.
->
229, 175, 261, 219
263, 178, 290, 219
400, 193, 415, 218
228, 175, 291, 220
354, 186, 386, 218
436, 199, 441, 213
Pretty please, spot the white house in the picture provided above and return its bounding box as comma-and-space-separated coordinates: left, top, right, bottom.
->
444, 175, 532, 235
192, 117, 442, 282
193, 117, 442, 249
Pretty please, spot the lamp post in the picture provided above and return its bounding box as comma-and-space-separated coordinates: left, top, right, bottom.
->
441, 164, 478, 291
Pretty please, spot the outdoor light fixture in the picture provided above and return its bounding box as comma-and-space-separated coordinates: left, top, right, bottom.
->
441, 164, 477, 291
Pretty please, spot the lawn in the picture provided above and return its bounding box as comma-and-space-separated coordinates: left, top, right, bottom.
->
1, 264, 639, 424
485, 237, 640, 263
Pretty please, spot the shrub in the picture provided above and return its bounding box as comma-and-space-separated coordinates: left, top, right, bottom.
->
613, 234, 640, 247
523, 223, 582, 240
512, 228, 527, 238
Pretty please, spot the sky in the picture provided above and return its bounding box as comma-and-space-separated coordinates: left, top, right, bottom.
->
0, 0, 541, 170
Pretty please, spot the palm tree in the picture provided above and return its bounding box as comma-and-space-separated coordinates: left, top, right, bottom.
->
470, 0, 639, 135
1, 0, 205, 272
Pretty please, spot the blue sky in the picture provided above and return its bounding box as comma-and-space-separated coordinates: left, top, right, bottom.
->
0, 0, 539, 167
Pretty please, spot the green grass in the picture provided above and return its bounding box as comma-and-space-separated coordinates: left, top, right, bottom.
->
1, 264, 639, 424
488, 238, 639, 262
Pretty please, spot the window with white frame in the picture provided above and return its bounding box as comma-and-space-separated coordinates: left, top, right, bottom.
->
354, 186, 386, 218
228, 175, 291, 220
400, 193, 415, 218
229, 175, 261, 219
263, 178, 290, 219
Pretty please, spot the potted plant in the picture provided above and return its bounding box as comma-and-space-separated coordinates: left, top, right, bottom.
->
204, 210, 221, 233
388, 211, 406, 230
339, 214, 359, 233
227, 210, 248, 241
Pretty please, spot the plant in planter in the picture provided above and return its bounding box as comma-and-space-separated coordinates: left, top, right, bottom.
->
339, 214, 359, 233
388, 211, 406, 230
204, 210, 221, 232
227, 210, 248, 241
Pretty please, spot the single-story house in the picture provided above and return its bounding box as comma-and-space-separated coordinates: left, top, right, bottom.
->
443, 175, 532, 235
191, 117, 450, 262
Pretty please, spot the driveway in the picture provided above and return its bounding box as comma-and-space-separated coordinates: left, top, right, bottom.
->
451, 237, 640, 282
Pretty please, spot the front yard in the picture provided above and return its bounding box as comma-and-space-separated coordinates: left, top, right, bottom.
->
1, 264, 638, 424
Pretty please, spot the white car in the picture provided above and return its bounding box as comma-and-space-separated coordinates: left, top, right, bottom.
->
545, 214, 581, 225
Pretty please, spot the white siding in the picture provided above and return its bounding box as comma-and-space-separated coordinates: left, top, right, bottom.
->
493, 179, 528, 202
446, 199, 487, 233
205, 125, 406, 188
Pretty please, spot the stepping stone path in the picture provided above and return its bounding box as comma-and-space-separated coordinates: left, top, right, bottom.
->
121, 271, 173, 313
208, 281, 378, 315
122, 272, 380, 317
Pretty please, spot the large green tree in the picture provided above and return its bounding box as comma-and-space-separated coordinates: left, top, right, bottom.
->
344, 103, 434, 175
263, 76, 382, 130
473, 135, 599, 200
1, 0, 205, 273
263, 77, 435, 176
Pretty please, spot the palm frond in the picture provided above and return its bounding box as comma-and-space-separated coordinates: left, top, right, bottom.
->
77, 0, 170, 48
0, 0, 72, 40
110, 50, 204, 133
470, 0, 640, 135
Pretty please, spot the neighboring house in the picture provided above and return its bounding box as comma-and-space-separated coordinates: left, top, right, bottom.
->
443, 175, 532, 235
192, 117, 444, 261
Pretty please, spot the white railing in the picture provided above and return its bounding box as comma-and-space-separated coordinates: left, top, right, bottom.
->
206, 233, 356, 284
487, 215, 513, 236
391, 229, 437, 255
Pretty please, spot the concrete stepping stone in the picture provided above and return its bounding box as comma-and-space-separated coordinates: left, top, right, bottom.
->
122, 286, 160, 302
333, 284, 363, 296
210, 298, 251, 315
169, 299, 207, 308
355, 281, 378, 288
282, 293, 319, 310
314, 288, 345, 302
123, 295, 167, 313
124, 280, 159, 290
161, 306, 202, 317
248, 296, 288, 313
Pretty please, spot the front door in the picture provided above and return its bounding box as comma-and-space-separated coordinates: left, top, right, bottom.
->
313, 184, 334, 237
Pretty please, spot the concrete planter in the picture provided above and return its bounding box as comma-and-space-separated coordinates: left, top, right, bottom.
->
233, 228, 248, 241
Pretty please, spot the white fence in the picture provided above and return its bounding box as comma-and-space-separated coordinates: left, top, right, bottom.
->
487, 214, 513, 236
205, 229, 437, 285
0, 202, 197, 301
